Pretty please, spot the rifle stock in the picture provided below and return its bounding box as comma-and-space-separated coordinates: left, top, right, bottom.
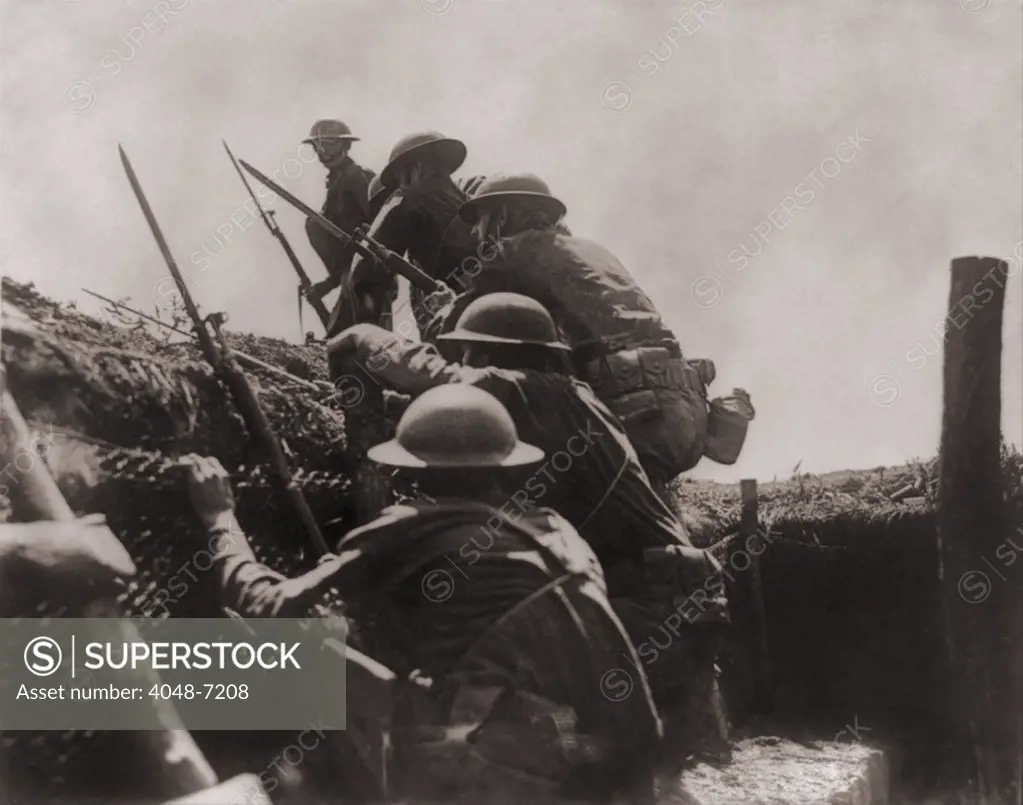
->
119, 146, 330, 557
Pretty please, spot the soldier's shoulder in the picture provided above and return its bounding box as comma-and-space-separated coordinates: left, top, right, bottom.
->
336, 160, 374, 186
337, 503, 419, 551
526, 509, 605, 576
466, 365, 532, 395
557, 232, 621, 259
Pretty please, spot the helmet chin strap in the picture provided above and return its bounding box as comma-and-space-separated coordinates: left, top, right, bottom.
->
484, 205, 508, 242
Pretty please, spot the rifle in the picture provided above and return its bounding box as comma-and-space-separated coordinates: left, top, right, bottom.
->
222, 141, 330, 332
118, 145, 330, 557
237, 160, 438, 337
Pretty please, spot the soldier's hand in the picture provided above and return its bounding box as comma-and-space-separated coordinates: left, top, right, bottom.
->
183, 455, 236, 530
305, 278, 338, 304
422, 285, 456, 316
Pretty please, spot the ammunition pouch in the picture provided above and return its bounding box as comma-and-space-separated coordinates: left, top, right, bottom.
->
583, 347, 701, 424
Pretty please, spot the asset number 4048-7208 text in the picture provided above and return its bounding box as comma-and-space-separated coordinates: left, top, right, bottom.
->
148, 683, 249, 700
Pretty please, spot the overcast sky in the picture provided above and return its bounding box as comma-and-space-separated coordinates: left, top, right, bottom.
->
1, 0, 1020, 482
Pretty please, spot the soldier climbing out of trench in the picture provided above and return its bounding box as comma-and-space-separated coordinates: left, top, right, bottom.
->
324, 131, 480, 338
302, 119, 376, 306
426, 173, 723, 503
181, 389, 663, 803
327, 291, 731, 763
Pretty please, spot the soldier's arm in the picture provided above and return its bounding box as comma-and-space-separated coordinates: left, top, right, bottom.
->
327, 322, 497, 396
342, 163, 373, 220
185, 455, 348, 618
204, 512, 345, 618
305, 217, 345, 282
328, 323, 466, 394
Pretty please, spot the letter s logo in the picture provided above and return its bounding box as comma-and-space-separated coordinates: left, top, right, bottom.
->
24, 637, 63, 677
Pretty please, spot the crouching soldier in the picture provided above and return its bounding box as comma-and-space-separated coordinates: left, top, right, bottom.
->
329, 292, 730, 762
302, 119, 376, 305
431, 173, 712, 500
183, 388, 663, 803
326, 131, 480, 337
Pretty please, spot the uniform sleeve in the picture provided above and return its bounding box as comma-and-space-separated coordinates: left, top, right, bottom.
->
343, 163, 373, 220
327, 322, 514, 397
305, 216, 344, 278
466, 260, 564, 321
210, 521, 346, 618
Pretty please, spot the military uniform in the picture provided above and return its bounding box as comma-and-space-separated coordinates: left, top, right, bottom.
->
197, 388, 662, 801
305, 155, 375, 283
326, 132, 478, 338
331, 323, 705, 574
445, 175, 711, 493
433, 231, 708, 489
330, 314, 728, 756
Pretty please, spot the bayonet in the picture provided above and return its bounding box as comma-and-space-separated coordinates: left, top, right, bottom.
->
223, 141, 331, 329
238, 159, 438, 293
119, 145, 330, 556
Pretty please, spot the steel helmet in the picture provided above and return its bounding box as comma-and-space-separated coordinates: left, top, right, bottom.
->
437, 292, 571, 352
459, 173, 566, 224
367, 384, 543, 469
303, 119, 360, 145
380, 131, 467, 188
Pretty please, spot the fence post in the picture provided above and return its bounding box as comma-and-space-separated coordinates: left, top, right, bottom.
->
936, 255, 1018, 804
740, 479, 773, 715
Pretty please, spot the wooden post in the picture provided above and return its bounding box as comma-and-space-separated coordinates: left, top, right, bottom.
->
936, 255, 1018, 804
740, 479, 773, 715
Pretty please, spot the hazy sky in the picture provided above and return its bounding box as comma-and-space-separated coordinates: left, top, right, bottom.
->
1, 0, 1020, 482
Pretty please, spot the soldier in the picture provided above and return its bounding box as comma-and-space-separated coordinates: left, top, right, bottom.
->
183, 392, 662, 802
325, 131, 479, 338
328, 293, 729, 761
302, 120, 376, 305
431, 173, 713, 502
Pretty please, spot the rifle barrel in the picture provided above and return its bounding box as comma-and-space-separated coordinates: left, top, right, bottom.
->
118, 147, 330, 556
223, 140, 278, 236
238, 159, 438, 292
223, 142, 330, 327
119, 146, 221, 368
